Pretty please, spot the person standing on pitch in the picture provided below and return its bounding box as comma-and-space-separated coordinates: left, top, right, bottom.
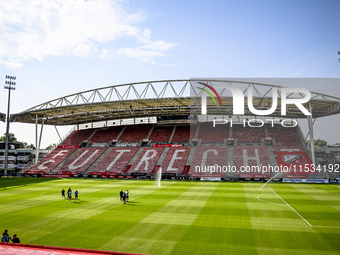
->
62, 189, 65, 199
68, 189, 72, 202
75, 190, 79, 201
120, 190, 123, 201
123, 192, 126, 204
126, 189, 129, 202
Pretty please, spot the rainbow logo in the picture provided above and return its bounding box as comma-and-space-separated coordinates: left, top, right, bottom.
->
197, 82, 223, 106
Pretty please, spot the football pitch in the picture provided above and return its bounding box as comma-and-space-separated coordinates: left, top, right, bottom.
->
1, 178, 340, 255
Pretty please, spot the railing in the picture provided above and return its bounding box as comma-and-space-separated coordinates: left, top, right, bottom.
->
20, 160, 36, 173
57, 126, 76, 146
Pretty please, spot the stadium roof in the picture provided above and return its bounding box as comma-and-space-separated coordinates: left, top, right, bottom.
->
10, 79, 340, 126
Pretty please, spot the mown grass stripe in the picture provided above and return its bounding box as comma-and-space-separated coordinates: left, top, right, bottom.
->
170, 182, 257, 254
101, 181, 218, 254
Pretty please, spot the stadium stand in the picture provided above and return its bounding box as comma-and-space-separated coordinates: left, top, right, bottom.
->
171, 126, 194, 143
149, 126, 174, 143
129, 147, 164, 173
90, 126, 123, 144
267, 125, 302, 147
119, 124, 152, 143
198, 122, 229, 142
24, 121, 317, 179
61, 129, 95, 145
190, 147, 228, 176
58, 148, 106, 173
28, 147, 78, 173
161, 147, 190, 173
232, 125, 265, 143
233, 146, 270, 172
94, 147, 139, 173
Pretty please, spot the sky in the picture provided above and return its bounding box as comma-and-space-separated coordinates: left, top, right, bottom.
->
0, 0, 339, 148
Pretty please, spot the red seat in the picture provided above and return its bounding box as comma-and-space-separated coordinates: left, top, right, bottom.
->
268, 125, 302, 147
233, 146, 270, 172
160, 147, 190, 174
61, 129, 94, 145
28, 147, 78, 173
198, 123, 229, 142
149, 126, 174, 143
94, 147, 139, 173
190, 147, 228, 175
59, 148, 106, 173
171, 126, 193, 143
232, 125, 265, 143
128, 147, 164, 173
90, 126, 123, 143
119, 125, 152, 143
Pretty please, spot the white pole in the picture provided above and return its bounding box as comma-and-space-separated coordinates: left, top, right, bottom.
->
54, 125, 62, 143
35, 120, 44, 164
35, 115, 38, 164
307, 103, 316, 166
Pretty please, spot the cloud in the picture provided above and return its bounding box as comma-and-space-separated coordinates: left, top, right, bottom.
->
116, 47, 165, 64
0, 0, 174, 68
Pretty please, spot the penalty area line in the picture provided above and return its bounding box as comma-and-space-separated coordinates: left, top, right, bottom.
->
312, 225, 340, 229
269, 187, 313, 227
263, 188, 340, 229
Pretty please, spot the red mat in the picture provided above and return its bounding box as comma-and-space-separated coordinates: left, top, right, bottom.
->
0, 243, 146, 255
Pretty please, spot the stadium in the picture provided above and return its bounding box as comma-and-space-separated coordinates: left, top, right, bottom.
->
1, 79, 340, 254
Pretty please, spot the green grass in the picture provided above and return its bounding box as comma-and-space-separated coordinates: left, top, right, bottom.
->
1, 178, 340, 255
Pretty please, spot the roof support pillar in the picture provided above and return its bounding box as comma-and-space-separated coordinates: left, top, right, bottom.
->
35, 115, 38, 164
307, 102, 316, 166
35, 120, 44, 164
54, 125, 62, 144
304, 118, 316, 141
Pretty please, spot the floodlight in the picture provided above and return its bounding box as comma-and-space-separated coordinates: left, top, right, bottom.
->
3, 75, 17, 176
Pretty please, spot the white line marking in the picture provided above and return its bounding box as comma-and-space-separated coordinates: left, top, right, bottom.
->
40, 191, 47, 197
269, 187, 340, 229
258, 172, 281, 191
269, 187, 313, 227
257, 194, 286, 206
335, 194, 339, 197
312, 225, 340, 229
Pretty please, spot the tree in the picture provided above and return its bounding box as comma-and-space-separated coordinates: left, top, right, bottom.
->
46, 144, 56, 150
27, 144, 36, 149
20, 142, 27, 149
0, 133, 35, 149
0, 133, 18, 143
307, 139, 327, 148
20, 142, 36, 149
